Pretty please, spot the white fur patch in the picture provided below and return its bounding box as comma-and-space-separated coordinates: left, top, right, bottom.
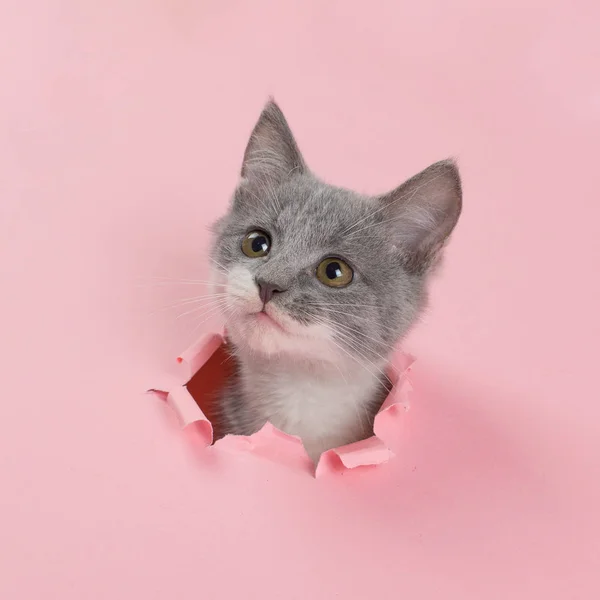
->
239, 362, 382, 463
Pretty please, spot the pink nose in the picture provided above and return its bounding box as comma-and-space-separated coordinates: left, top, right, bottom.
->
256, 280, 284, 305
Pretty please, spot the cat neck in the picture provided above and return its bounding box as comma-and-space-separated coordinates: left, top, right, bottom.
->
236, 346, 384, 383
236, 346, 387, 452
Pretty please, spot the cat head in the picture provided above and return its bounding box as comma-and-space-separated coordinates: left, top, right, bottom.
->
210, 100, 461, 369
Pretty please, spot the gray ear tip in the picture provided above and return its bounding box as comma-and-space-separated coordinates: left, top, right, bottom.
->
262, 97, 284, 120
435, 158, 462, 200
242, 97, 306, 181
434, 158, 460, 177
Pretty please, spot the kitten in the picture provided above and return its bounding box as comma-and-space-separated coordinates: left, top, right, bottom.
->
209, 100, 462, 463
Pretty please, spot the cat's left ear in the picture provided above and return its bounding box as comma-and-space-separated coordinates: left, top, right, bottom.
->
240, 99, 307, 185
379, 159, 462, 274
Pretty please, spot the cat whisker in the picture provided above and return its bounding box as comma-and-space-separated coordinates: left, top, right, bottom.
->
189, 301, 231, 333
329, 327, 395, 389
190, 299, 240, 337
305, 307, 378, 323
305, 302, 382, 308
220, 351, 236, 367
332, 322, 398, 364
176, 293, 229, 303
299, 310, 391, 388
222, 303, 242, 330
175, 298, 226, 319
324, 318, 399, 355
307, 311, 395, 384
175, 297, 230, 320
137, 282, 218, 289
137, 277, 224, 290
148, 293, 230, 316
325, 327, 391, 391
139, 275, 222, 284
209, 257, 230, 274
332, 361, 349, 385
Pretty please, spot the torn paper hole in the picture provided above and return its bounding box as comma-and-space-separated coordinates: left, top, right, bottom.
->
150, 332, 414, 478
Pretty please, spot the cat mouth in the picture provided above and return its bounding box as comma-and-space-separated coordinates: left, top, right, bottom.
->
253, 309, 287, 332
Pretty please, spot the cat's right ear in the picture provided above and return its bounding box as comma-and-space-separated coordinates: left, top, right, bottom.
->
239, 99, 307, 186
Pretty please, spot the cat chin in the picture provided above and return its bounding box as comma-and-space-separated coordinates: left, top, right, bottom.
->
227, 313, 333, 361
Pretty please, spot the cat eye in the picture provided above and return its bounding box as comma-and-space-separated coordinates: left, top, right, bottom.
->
316, 258, 353, 288
242, 230, 271, 258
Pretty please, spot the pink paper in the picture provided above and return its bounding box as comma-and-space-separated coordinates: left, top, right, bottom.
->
176, 333, 223, 381
150, 332, 414, 477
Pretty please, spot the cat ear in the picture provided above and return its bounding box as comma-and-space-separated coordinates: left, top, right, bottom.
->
240, 99, 307, 184
379, 160, 462, 273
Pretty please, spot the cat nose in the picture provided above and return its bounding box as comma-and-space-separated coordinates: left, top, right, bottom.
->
256, 279, 285, 305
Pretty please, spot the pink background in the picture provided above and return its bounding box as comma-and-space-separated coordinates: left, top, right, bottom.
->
1, 1, 599, 598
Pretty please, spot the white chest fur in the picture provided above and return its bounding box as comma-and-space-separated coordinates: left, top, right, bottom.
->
240, 362, 381, 463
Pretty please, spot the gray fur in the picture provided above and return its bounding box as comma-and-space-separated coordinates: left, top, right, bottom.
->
209, 99, 462, 461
